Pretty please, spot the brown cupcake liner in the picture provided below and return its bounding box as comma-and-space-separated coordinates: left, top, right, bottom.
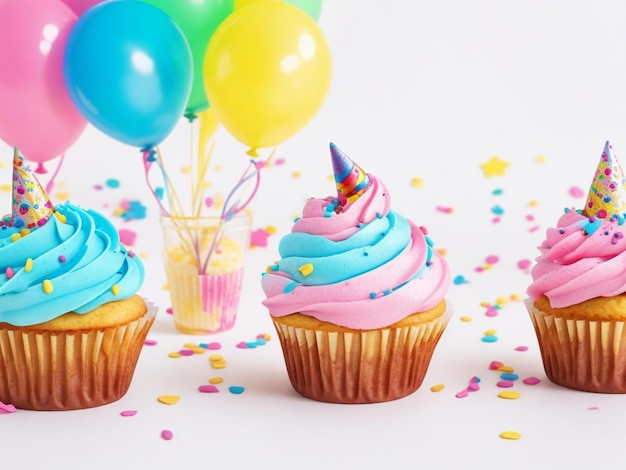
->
526, 298, 626, 393
272, 307, 451, 404
164, 261, 243, 334
0, 302, 157, 411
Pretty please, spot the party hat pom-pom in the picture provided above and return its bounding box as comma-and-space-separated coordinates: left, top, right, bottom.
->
11, 147, 54, 229
330, 143, 370, 207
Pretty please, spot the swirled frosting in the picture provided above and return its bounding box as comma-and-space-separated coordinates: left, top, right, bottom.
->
527, 208, 626, 308
261, 174, 450, 330
0, 202, 144, 326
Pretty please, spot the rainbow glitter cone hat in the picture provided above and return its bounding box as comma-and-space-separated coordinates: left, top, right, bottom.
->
330, 143, 371, 207
2, 147, 54, 230
583, 141, 626, 219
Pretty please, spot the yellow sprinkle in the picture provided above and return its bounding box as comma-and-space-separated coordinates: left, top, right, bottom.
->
10, 233, 21, 242
209, 377, 223, 384
497, 365, 515, 373
184, 342, 198, 348
157, 395, 180, 405
163, 282, 169, 290
111, 284, 120, 295
209, 354, 223, 361
430, 384, 445, 392
0, 183, 10, 192
298, 263, 314, 276
535, 155, 546, 163
410, 177, 423, 188
500, 431, 522, 440
112, 208, 124, 217
459, 315, 472, 322
19, 228, 30, 237
479, 301, 490, 307
214, 164, 223, 171
181, 165, 191, 174
54, 191, 70, 202
483, 264, 493, 270
262, 333, 272, 340
54, 211, 67, 223
266, 225, 278, 235
484, 329, 497, 336
495, 297, 508, 305
42, 280, 53, 294
528, 200, 538, 207
211, 360, 228, 369
24, 258, 33, 272
191, 347, 205, 354
291, 171, 301, 178
510, 293, 521, 301
498, 391, 521, 400
168, 352, 182, 358
436, 248, 447, 257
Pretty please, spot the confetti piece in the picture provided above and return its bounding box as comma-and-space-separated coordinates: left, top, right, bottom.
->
522, 377, 541, 385
157, 395, 180, 405
499, 431, 521, 440
410, 177, 423, 188
430, 384, 445, 392
569, 186, 585, 198
251, 228, 272, 248
514, 346, 529, 352
485, 255, 499, 265
453, 275, 469, 285
480, 156, 510, 177
105, 178, 120, 188
236, 341, 249, 349
199, 385, 220, 393
436, 206, 454, 214
161, 430, 174, 441
489, 361, 504, 370
498, 391, 521, 400
517, 259, 531, 270
118, 229, 137, 246
0, 401, 16, 414
120, 410, 137, 417
229, 386, 245, 394
455, 389, 469, 399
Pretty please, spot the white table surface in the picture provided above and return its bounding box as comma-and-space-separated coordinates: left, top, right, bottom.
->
3, 1, 626, 468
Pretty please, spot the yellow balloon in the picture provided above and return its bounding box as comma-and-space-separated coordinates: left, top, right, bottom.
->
203, 0, 331, 154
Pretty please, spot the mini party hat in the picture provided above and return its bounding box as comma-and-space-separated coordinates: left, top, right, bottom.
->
583, 141, 626, 218
330, 143, 370, 206
10, 147, 54, 229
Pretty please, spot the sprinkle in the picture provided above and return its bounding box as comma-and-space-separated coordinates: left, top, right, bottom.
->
250, 228, 272, 248
209, 377, 223, 384
120, 410, 137, 417
118, 229, 137, 246
168, 352, 182, 358
105, 178, 120, 188
480, 156, 510, 177
435, 206, 454, 214
455, 389, 469, 399
500, 373, 519, 381
410, 177, 423, 188
229, 386, 245, 394
498, 391, 521, 399
209, 354, 223, 361
199, 385, 219, 393
42, 280, 53, 294
517, 259, 531, 270
178, 349, 194, 356
491, 205, 504, 215
497, 380, 515, 388
0, 400, 16, 414
111, 284, 120, 295
10, 233, 20, 242
499, 431, 522, 440
453, 275, 469, 285
161, 430, 174, 441
514, 345, 529, 352
522, 377, 541, 385
157, 395, 180, 405
58, 255, 66, 263
211, 360, 228, 369
236, 341, 249, 349
206, 342, 222, 350
489, 361, 504, 370
484, 329, 497, 336
298, 263, 314, 276
24, 258, 33, 272
459, 315, 472, 322
144, 339, 157, 346
430, 384, 445, 392
5, 267, 14, 279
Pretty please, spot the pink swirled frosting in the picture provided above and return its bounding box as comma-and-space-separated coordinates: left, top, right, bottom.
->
527, 208, 626, 308
261, 174, 450, 329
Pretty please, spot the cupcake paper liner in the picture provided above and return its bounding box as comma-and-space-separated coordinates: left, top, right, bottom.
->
272, 306, 452, 404
526, 298, 626, 393
0, 302, 157, 411
164, 260, 244, 334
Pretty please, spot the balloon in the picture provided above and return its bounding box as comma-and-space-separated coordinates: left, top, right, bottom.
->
140, 0, 235, 119
234, 0, 322, 21
64, 1, 193, 150
203, 1, 331, 155
61, 0, 108, 16
0, 0, 87, 167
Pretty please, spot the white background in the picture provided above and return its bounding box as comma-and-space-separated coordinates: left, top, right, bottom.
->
3, 1, 626, 468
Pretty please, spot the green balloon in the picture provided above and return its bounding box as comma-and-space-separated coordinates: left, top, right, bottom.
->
284, 0, 322, 21
141, 0, 235, 118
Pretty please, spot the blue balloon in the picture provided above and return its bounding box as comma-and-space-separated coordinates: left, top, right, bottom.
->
64, 0, 192, 150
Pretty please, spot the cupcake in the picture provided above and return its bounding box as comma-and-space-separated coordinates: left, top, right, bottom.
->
0, 148, 156, 410
527, 140, 626, 393
261, 143, 451, 403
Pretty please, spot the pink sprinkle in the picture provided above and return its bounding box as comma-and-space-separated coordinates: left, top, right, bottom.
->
205, 196, 214, 208
485, 305, 498, 317
528, 225, 540, 233
236, 341, 249, 349
0, 401, 16, 414
525, 214, 535, 221
161, 430, 174, 441
588, 406, 599, 411
256, 333, 268, 339
475, 266, 485, 273
5, 267, 14, 280
467, 382, 480, 392
206, 342, 221, 350
569, 186, 585, 198
250, 228, 271, 248
274, 157, 286, 166
491, 217, 501, 224
179, 349, 194, 356
455, 389, 469, 398
436, 206, 454, 214
118, 229, 137, 246
522, 377, 541, 385
166, 307, 173, 315
514, 345, 529, 351
144, 339, 158, 346
199, 385, 219, 393
485, 255, 499, 264
58, 255, 67, 263
120, 410, 137, 417
517, 259, 531, 270
489, 361, 504, 370
497, 380, 515, 388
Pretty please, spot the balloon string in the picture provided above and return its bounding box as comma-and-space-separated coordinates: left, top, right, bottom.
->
44, 151, 66, 195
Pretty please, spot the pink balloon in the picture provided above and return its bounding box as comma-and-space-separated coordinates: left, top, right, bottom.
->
0, 0, 87, 166
61, 0, 108, 17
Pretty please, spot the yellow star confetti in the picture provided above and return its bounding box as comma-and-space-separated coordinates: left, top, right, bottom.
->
480, 156, 510, 177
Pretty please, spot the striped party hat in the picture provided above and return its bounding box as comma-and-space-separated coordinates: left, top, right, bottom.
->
330, 143, 370, 206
